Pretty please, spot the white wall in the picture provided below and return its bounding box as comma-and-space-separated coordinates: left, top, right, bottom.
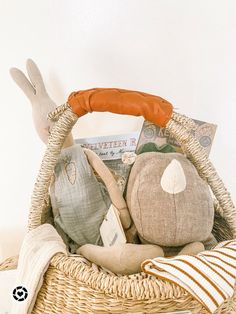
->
0, 0, 236, 261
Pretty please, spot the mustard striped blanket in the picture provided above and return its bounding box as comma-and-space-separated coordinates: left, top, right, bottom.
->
142, 240, 236, 313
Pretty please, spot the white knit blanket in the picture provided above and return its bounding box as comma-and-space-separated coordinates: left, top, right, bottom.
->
11, 223, 67, 314
142, 240, 236, 314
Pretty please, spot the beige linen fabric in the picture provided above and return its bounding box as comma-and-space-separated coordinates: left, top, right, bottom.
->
126, 152, 215, 248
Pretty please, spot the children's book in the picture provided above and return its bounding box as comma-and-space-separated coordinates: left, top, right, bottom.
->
136, 119, 217, 156
76, 132, 140, 191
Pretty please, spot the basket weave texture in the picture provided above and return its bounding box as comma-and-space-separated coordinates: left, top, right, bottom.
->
1, 105, 236, 313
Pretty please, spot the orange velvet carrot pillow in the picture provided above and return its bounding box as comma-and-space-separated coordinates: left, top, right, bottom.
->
67, 88, 173, 128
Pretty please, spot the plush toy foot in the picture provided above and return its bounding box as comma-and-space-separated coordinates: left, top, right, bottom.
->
203, 233, 218, 250
178, 242, 205, 255
77, 243, 164, 275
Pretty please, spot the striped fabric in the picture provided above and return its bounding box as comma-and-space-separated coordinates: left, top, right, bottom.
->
142, 240, 236, 313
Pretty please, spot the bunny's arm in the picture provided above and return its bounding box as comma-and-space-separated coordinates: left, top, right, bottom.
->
83, 148, 132, 230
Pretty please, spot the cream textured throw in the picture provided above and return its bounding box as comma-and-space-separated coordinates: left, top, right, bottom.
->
11, 223, 67, 314
142, 240, 236, 313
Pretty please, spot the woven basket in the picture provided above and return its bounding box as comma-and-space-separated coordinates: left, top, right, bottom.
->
1, 100, 236, 313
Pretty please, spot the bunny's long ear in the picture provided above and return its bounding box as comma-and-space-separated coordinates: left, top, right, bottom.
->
26, 59, 47, 95
10, 67, 35, 101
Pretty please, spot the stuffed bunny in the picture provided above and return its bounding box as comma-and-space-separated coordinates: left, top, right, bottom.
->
10, 60, 112, 252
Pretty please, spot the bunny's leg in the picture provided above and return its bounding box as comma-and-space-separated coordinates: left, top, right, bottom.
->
203, 233, 218, 250
177, 242, 205, 256
78, 243, 164, 275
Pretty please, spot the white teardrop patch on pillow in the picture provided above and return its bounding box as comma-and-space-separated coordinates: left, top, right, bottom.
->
160, 159, 186, 194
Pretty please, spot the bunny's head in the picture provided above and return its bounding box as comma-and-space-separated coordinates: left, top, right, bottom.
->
10, 59, 73, 147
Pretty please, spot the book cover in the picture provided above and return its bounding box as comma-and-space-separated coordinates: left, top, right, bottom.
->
136, 119, 217, 156
76, 132, 140, 191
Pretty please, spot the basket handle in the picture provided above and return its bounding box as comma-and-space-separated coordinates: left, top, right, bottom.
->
67, 88, 173, 128
28, 88, 236, 239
